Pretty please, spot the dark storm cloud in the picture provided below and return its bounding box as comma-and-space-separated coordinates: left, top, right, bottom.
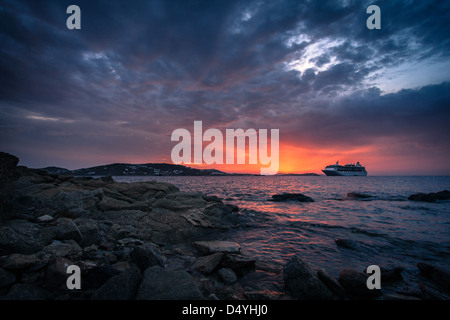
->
0, 0, 449, 170
279, 82, 450, 148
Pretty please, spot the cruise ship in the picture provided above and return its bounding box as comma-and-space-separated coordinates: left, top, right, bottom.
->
322, 161, 367, 176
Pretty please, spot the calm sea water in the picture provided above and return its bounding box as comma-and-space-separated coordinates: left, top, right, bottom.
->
114, 175, 450, 292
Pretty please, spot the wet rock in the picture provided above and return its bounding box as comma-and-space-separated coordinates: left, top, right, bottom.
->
338, 269, 382, 299
383, 293, 421, 300
83, 266, 121, 290
283, 255, 335, 299
0, 253, 41, 270
131, 243, 166, 272
136, 266, 203, 300
202, 195, 223, 202
218, 268, 237, 284
52, 218, 83, 242
191, 253, 223, 274
37, 215, 54, 223
91, 267, 142, 300
97, 197, 149, 212
346, 192, 373, 200
417, 262, 450, 292
220, 254, 256, 276
0, 152, 19, 216
244, 290, 284, 300
268, 193, 314, 202
74, 218, 100, 247
0, 267, 16, 288
408, 190, 450, 202
218, 283, 245, 300
0, 220, 46, 255
45, 257, 74, 290
5, 283, 51, 300
335, 238, 360, 250
364, 266, 403, 283
110, 224, 138, 240
317, 269, 346, 299
38, 188, 103, 218
151, 198, 186, 211
418, 283, 449, 300
192, 241, 241, 255
40, 241, 82, 259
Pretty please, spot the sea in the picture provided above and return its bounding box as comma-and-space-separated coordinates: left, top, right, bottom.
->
113, 175, 450, 293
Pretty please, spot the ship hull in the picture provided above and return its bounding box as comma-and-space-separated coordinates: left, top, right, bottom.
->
322, 170, 367, 176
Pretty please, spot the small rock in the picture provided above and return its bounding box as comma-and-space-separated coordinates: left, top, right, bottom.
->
91, 267, 142, 300
40, 241, 80, 259
217, 283, 245, 300
218, 268, 237, 284
268, 193, 314, 202
0, 253, 40, 270
335, 238, 360, 250
419, 283, 449, 300
37, 215, 54, 223
220, 254, 255, 276
6, 283, 51, 300
338, 269, 382, 299
45, 257, 74, 289
363, 266, 403, 283
83, 266, 121, 290
191, 253, 223, 274
83, 244, 100, 260
382, 293, 421, 300
110, 224, 138, 240
192, 241, 241, 255
136, 266, 203, 300
346, 192, 373, 200
244, 290, 284, 300
117, 237, 144, 246
75, 219, 100, 247
131, 243, 166, 272
53, 218, 83, 242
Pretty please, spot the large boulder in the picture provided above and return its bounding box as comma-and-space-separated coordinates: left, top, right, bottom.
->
51, 218, 83, 242
0, 152, 19, 216
0, 220, 47, 255
283, 256, 335, 299
74, 218, 100, 248
190, 253, 223, 274
136, 266, 203, 300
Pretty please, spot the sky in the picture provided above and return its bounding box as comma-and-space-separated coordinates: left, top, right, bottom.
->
1, 0, 450, 175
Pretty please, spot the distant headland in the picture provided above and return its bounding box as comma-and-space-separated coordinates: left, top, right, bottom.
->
42, 163, 320, 177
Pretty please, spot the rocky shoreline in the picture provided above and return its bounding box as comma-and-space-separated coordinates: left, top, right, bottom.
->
1, 152, 449, 300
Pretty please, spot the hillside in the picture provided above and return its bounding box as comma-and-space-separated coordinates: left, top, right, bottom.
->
42, 163, 229, 176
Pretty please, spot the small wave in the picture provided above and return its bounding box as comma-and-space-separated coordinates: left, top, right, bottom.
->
285, 220, 389, 239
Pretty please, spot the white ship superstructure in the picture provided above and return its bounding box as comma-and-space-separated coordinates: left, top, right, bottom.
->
322, 161, 367, 176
